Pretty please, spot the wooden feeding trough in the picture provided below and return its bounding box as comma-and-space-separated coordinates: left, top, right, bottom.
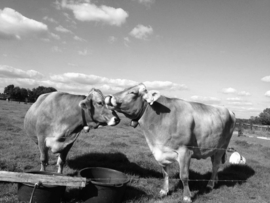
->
0, 170, 87, 203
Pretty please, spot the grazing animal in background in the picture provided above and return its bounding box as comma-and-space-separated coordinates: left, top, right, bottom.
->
229, 151, 246, 165
105, 83, 236, 203
24, 89, 120, 173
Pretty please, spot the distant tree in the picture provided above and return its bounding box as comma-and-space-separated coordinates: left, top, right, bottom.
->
250, 116, 261, 125
4, 84, 14, 99
20, 88, 28, 102
258, 108, 270, 125
32, 86, 57, 101
2, 84, 57, 102
27, 89, 35, 102
13, 86, 21, 101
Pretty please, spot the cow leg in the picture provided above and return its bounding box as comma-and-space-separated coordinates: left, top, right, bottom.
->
38, 140, 49, 171
153, 150, 177, 197
207, 151, 224, 189
57, 143, 74, 174
160, 165, 169, 197
178, 148, 192, 203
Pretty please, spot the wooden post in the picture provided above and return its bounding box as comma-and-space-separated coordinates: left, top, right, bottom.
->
250, 120, 253, 131
0, 171, 86, 187
238, 122, 243, 137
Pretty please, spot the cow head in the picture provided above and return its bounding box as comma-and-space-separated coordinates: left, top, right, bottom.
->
105, 83, 160, 121
79, 88, 120, 130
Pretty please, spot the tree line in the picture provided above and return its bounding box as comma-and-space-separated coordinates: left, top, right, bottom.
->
235, 108, 270, 126
2, 84, 57, 103
1, 84, 270, 125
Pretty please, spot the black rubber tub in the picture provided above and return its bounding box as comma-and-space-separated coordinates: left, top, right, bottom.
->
17, 171, 66, 203
79, 167, 129, 203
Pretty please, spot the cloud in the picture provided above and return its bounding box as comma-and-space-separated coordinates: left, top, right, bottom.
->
51, 46, 62, 52
55, 25, 72, 33
222, 87, 237, 94
138, 0, 155, 6
0, 65, 44, 79
232, 107, 260, 112
78, 49, 89, 56
130, 24, 153, 40
108, 36, 117, 44
226, 97, 242, 101
53, 0, 62, 10
49, 72, 187, 94
265, 90, 270, 97
144, 81, 188, 91
0, 8, 48, 39
43, 16, 58, 24
124, 37, 130, 47
74, 35, 86, 42
61, 0, 128, 26
67, 63, 78, 66
0, 67, 191, 95
261, 75, 270, 82
50, 73, 135, 87
190, 95, 221, 105
238, 91, 251, 96
227, 101, 253, 106
50, 32, 61, 40
63, 12, 77, 24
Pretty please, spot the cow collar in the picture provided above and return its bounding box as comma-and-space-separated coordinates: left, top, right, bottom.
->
81, 109, 90, 132
81, 109, 100, 132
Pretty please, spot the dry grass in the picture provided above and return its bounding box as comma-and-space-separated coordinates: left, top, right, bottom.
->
243, 129, 270, 138
0, 100, 270, 203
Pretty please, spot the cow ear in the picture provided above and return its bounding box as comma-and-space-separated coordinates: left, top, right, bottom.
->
80, 90, 94, 109
79, 99, 87, 109
143, 90, 160, 105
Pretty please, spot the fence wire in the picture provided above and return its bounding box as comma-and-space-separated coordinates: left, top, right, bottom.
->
86, 178, 247, 182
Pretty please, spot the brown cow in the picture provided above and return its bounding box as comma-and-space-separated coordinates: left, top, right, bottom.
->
24, 89, 120, 173
105, 83, 236, 202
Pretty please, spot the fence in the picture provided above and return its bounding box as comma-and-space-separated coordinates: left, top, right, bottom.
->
235, 122, 270, 132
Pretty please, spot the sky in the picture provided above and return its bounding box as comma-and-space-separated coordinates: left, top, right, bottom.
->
0, 0, 269, 119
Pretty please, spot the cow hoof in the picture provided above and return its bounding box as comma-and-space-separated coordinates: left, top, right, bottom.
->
159, 189, 168, 197
183, 196, 192, 203
205, 185, 214, 194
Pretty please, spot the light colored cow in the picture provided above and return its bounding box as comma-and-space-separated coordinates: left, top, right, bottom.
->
105, 83, 236, 203
24, 89, 120, 173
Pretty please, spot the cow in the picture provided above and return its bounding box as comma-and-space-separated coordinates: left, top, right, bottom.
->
105, 83, 236, 203
24, 89, 120, 174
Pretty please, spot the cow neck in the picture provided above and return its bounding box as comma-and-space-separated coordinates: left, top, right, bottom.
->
132, 100, 148, 123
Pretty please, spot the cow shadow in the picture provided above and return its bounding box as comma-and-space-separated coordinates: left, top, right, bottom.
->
66, 153, 255, 202
66, 152, 160, 201
171, 164, 255, 200
67, 152, 161, 178
151, 102, 171, 114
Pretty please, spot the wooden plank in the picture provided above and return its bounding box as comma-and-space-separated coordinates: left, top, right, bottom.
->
0, 171, 86, 187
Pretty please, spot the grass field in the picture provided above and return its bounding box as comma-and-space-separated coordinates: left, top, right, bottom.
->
0, 100, 270, 203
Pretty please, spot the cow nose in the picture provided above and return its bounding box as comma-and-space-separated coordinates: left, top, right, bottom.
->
114, 116, 120, 124
105, 96, 112, 105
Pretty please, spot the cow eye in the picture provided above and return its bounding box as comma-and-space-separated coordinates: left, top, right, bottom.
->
97, 102, 103, 106
130, 91, 137, 95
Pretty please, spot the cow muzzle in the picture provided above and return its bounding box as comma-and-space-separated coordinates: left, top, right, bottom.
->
105, 95, 117, 109
107, 116, 120, 126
